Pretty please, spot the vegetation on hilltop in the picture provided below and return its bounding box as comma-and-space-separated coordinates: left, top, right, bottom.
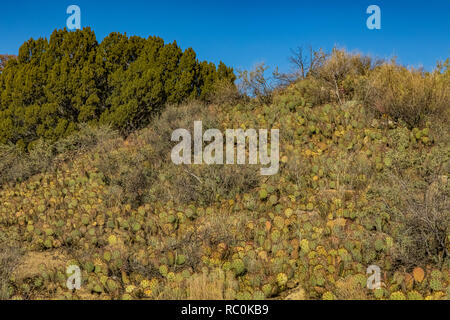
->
0, 42, 449, 300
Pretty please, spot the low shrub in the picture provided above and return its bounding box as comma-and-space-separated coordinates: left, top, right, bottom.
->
290, 48, 381, 106
379, 143, 449, 267
152, 164, 260, 205
0, 125, 117, 187
238, 63, 274, 105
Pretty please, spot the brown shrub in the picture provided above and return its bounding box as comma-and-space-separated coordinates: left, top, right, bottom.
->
0, 140, 53, 186
358, 62, 450, 127
164, 164, 260, 205
292, 48, 382, 106
377, 141, 450, 267
390, 173, 449, 267
238, 63, 274, 105
139, 102, 261, 206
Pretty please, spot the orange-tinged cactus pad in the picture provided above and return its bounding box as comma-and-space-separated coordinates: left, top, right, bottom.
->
413, 267, 425, 283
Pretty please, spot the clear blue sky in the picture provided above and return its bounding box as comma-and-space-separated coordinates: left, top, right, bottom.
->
1, 0, 449, 72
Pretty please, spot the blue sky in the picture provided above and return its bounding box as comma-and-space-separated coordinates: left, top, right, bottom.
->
0, 0, 449, 72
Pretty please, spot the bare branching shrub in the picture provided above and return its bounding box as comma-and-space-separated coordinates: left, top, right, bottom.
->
95, 103, 216, 206
136, 102, 261, 206
96, 102, 260, 207
290, 46, 328, 80
139, 102, 219, 162
96, 146, 153, 206
238, 63, 274, 104
378, 141, 450, 268
308, 48, 376, 104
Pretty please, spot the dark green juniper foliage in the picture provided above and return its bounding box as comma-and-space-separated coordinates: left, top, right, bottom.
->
0, 28, 235, 148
